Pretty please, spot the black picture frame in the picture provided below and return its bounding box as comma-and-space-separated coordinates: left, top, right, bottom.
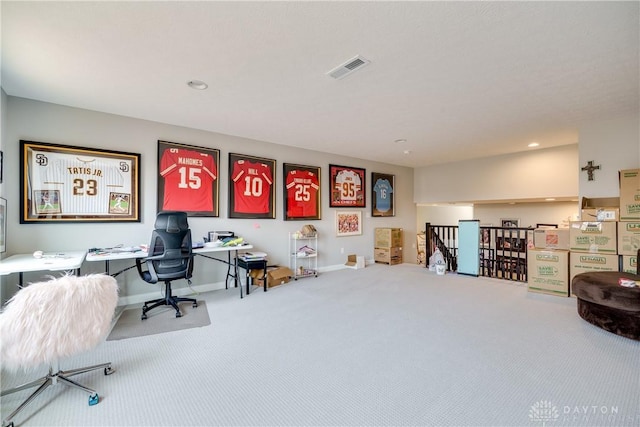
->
20, 140, 140, 223
157, 140, 220, 217
228, 153, 276, 219
283, 163, 321, 221
371, 172, 395, 217
329, 164, 366, 208
0, 197, 6, 253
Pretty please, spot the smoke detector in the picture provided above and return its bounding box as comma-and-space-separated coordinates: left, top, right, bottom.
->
327, 55, 371, 80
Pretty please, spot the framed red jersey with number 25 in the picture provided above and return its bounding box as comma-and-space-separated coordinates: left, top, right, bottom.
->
283, 163, 321, 220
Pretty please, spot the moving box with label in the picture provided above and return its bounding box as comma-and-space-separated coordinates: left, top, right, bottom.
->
374, 228, 403, 248
533, 228, 570, 250
580, 197, 620, 222
619, 169, 640, 221
569, 252, 619, 288
527, 249, 570, 297
617, 221, 640, 255
621, 255, 638, 275
569, 221, 617, 254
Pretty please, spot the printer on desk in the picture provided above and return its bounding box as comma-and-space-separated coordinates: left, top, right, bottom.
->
206, 231, 234, 243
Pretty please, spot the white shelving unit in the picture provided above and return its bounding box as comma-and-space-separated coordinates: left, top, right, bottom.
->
289, 232, 318, 280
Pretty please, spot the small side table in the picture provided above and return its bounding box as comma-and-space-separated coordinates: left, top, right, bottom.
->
236, 258, 268, 298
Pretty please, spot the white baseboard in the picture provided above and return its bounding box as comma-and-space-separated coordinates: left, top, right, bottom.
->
117, 280, 229, 307
118, 260, 381, 306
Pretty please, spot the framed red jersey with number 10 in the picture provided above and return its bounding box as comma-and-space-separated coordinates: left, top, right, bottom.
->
283, 163, 321, 220
228, 153, 276, 219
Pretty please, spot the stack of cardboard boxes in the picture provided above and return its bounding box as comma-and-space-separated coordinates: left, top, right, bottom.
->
528, 168, 640, 296
374, 228, 403, 265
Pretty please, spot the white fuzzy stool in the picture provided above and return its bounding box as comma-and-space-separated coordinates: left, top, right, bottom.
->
1, 274, 119, 427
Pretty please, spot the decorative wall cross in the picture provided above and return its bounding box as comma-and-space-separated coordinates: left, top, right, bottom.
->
581, 160, 600, 181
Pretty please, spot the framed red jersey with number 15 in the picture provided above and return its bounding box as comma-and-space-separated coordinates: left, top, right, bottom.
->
283, 163, 321, 221
157, 140, 220, 217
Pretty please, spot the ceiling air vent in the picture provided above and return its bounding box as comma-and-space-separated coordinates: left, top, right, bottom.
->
327, 55, 371, 80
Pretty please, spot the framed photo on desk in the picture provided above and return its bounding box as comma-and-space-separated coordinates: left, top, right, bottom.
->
20, 140, 140, 223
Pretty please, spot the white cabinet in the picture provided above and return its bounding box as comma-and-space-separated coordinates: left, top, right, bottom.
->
289, 232, 318, 280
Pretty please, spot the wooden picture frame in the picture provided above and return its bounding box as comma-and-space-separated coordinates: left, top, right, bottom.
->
336, 210, 362, 236
371, 172, 395, 217
228, 153, 276, 219
20, 140, 140, 223
0, 197, 6, 253
157, 140, 220, 217
329, 164, 366, 208
283, 163, 321, 220
501, 218, 520, 228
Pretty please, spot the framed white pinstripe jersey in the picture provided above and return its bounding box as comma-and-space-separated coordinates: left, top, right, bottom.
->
20, 140, 140, 223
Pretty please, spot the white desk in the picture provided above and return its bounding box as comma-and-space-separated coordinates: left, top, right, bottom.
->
85, 249, 148, 276
85, 244, 257, 298
0, 251, 87, 286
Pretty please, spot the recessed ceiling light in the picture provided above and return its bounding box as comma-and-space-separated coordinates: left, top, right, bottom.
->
528, 142, 540, 148
395, 139, 407, 144
545, 198, 556, 201
403, 150, 411, 155
187, 80, 208, 90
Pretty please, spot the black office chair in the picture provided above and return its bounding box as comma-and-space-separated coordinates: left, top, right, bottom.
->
135, 211, 198, 320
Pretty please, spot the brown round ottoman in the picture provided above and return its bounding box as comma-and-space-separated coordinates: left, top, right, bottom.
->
571, 271, 640, 341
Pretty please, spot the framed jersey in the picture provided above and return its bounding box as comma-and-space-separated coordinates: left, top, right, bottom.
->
229, 153, 276, 219
371, 172, 395, 217
20, 140, 140, 223
157, 140, 220, 217
329, 164, 365, 208
283, 163, 321, 220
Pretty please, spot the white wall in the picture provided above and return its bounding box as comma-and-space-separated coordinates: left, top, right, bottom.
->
416, 205, 474, 231
4, 97, 416, 298
578, 113, 640, 199
414, 144, 579, 204
473, 202, 579, 229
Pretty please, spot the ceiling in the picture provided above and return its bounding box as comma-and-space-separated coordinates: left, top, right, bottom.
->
1, 1, 638, 168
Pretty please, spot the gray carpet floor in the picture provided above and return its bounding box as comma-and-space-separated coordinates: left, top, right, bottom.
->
1, 264, 639, 427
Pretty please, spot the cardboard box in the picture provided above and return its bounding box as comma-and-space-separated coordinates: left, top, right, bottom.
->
250, 266, 293, 288
580, 197, 620, 221
617, 221, 640, 255
267, 266, 293, 287
374, 228, 403, 248
620, 169, 640, 221
569, 221, 617, 254
621, 255, 638, 275
527, 249, 569, 297
345, 254, 365, 269
569, 252, 619, 287
533, 228, 570, 250
374, 247, 403, 265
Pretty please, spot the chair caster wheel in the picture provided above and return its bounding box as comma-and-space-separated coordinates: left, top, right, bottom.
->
89, 393, 99, 406
176, 312, 182, 318
104, 366, 115, 375
141, 313, 147, 320
3, 421, 15, 427
192, 302, 198, 308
